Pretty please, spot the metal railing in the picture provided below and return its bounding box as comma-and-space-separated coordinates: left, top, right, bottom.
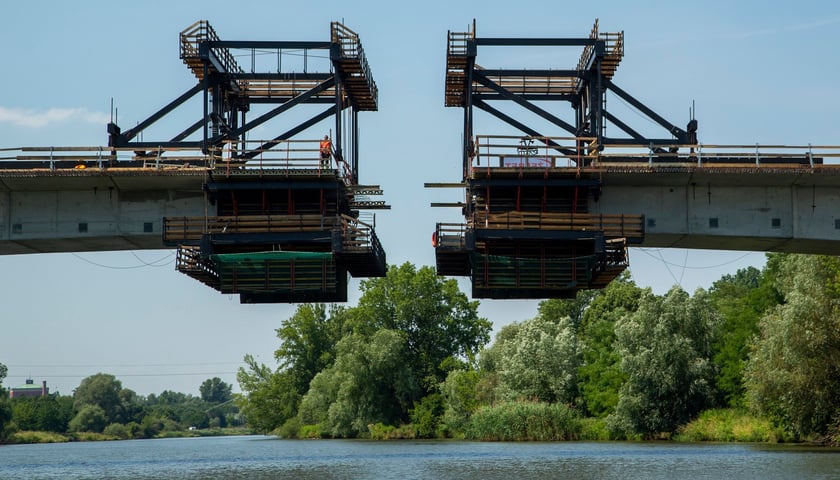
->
471, 135, 599, 170
472, 211, 644, 241
0, 138, 356, 178
466, 136, 840, 170
331, 22, 378, 106
179, 20, 243, 77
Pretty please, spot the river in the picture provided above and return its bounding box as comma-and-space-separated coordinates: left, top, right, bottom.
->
0, 436, 838, 479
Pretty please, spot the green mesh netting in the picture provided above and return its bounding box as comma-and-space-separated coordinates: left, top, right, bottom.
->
211, 251, 336, 293
210, 251, 333, 265
472, 253, 596, 288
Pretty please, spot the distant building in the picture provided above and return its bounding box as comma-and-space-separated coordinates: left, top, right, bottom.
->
9, 379, 49, 399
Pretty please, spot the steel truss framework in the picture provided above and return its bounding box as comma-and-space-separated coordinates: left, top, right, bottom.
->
107, 20, 387, 303
435, 20, 689, 299
446, 19, 697, 178
107, 20, 377, 182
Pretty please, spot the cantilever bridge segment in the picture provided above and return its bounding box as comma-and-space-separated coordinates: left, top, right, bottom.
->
429, 20, 840, 299
0, 21, 388, 303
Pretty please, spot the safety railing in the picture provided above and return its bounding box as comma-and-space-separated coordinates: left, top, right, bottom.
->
471, 135, 599, 170
331, 22, 378, 107
0, 145, 217, 170
594, 143, 840, 168
0, 137, 356, 177
338, 214, 383, 258
179, 20, 243, 78
434, 222, 468, 250
465, 137, 840, 171
163, 214, 340, 243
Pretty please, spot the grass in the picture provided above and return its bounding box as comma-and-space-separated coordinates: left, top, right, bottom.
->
7, 431, 70, 444
465, 401, 582, 441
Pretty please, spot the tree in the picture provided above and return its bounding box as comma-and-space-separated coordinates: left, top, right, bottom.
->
577, 274, 644, 417
274, 303, 348, 395
74, 373, 127, 425
200, 377, 232, 404
11, 395, 74, 432
537, 289, 599, 329
708, 265, 780, 407
298, 329, 415, 437
440, 368, 481, 434
744, 254, 840, 441
0, 363, 11, 439
496, 315, 580, 404
68, 404, 108, 433
609, 287, 719, 436
351, 263, 491, 398
237, 355, 301, 434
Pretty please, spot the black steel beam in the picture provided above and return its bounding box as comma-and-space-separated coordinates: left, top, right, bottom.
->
475, 38, 597, 47
473, 71, 578, 135
475, 93, 575, 102
171, 118, 206, 143
118, 140, 203, 149
603, 79, 687, 141
472, 99, 577, 156
223, 77, 336, 142
210, 40, 331, 50
239, 106, 336, 159
121, 83, 205, 142
232, 72, 332, 81
478, 69, 581, 77
602, 110, 645, 141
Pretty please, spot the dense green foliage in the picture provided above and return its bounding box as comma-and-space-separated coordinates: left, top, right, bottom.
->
0, 374, 240, 443
234, 258, 840, 443
237, 262, 491, 436
744, 254, 840, 443
200, 377, 232, 404
609, 287, 719, 436
466, 401, 582, 441
0, 363, 11, 440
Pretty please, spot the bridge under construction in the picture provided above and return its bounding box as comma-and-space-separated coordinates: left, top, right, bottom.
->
428, 20, 840, 299
2, 20, 840, 302
0, 21, 388, 303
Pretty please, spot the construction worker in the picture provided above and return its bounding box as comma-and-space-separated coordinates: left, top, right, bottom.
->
320, 135, 332, 168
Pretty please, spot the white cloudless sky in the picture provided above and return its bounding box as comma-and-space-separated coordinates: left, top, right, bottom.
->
1, 0, 838, 396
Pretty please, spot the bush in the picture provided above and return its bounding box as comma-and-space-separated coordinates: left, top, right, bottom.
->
275, 417, 301, 439
466, 401, 582, 441
368, 423, 416, 440
8, 430, 69, 444
578, 417, 611, 441
410, 394, 444, 438
674, 409, 789, 443
103, 423, 132, 440
298, 424, 327, 439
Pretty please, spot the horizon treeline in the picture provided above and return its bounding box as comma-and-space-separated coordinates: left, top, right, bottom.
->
237, 255, 839, 444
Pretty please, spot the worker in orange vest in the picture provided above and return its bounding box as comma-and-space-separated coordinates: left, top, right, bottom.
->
320, 135, 332, 168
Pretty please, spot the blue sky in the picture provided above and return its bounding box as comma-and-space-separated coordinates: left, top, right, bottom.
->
2, 0, 839, 396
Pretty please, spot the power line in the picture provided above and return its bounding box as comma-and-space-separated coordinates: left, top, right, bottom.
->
7, 361, 243, 368
636, 248, 756, 270
6, 372, 238, 378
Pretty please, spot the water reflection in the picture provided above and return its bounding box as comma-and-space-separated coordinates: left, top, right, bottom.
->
0, 436, 837, 480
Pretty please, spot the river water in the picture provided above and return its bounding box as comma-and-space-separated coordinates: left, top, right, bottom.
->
0, 435, 838, 479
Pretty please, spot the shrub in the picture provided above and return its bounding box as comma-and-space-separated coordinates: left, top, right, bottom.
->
103, 423, 131, 440
674, 409, 788, 443
466, 401, 581, 441
8, 430, 69, 444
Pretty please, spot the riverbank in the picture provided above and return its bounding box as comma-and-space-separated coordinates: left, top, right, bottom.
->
3, 427, 253, 444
